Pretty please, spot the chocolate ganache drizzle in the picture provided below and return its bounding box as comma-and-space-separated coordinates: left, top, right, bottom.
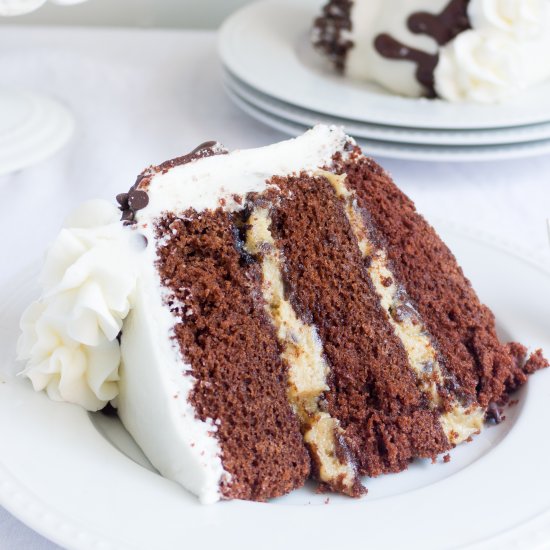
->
374, 0, 471, 96
374, 34, 439, 97
117, 141, 228, 225
408, 0, 470, 45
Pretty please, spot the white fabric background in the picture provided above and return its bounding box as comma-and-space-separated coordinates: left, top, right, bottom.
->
0, 26, 549, 549
0, 0, 254, 29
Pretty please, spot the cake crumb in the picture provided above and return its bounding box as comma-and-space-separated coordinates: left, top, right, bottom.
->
443, 454, 451, 463
324, 498, 330, 505
466, 436, 473, 443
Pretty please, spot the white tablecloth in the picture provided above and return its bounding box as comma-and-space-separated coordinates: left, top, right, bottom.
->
0, 25, 549, 549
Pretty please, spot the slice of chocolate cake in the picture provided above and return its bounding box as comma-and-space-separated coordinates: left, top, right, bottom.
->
18, 125, 548, 503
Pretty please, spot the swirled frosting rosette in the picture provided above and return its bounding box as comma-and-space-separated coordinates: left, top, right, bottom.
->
435, 0, 550, 102
17, 200, 138, 411
468, 0, 547, 39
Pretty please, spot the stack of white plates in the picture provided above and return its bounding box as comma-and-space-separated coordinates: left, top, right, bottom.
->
219, 0, 550, 162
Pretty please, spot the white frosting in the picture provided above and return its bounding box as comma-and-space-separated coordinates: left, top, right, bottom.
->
341, 0, 550, 102
137, 125, 349, 221
468, 0, 547, 38
17, 200, 137, 411
435, 29, 519, 102
436, 1, 550, 102
117, 240, 229, 504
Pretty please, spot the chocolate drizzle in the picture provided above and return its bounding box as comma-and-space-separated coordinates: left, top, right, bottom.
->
116, 140, 228, 224
374, 34, 438, 97
156, 141, 228, 174
116, 190, 149, 225
374, 0, 471, 97
408, 0, 470, 46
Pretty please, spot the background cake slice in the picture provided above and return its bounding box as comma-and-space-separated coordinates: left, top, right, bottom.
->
312, 0, 550, 102
18, 125, 548, 503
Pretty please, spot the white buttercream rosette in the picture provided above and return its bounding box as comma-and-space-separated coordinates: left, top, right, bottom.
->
468, 0, 547, 39
435, 30, 521, 103
435, 0, 550, 102
17, 200, 137, 411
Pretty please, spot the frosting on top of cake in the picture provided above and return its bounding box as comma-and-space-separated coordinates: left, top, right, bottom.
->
134, 125, 350, 221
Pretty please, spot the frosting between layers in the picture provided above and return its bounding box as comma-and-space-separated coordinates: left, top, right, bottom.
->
321, 170, 484, 445
134, 125, 350, 221
244, 207, 361, 495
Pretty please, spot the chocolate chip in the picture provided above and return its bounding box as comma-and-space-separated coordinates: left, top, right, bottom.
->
121, 209, 134, 222
128, 189, 149, 211
116, 193, 129, 208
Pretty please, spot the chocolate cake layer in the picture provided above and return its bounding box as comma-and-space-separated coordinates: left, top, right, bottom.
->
340, 154, 547, 407
155, 210, 310, 501
320, 169, 484, 445
264, 174, 450, 477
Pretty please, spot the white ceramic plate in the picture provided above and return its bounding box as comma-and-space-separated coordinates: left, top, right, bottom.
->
218, 0, 550, 131
224, 83, 550, 162
1, 224, 550, 550
224, 70, 550, 147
